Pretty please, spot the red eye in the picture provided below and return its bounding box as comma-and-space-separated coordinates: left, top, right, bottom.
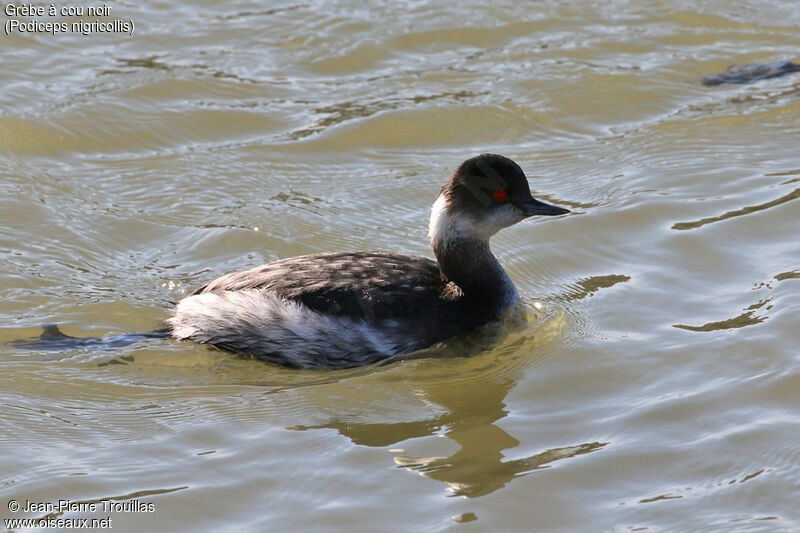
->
493, 189, 509, 202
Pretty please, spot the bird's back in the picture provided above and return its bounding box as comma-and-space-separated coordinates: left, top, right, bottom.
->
194, 251, 453, 323
169, 252, 477, 368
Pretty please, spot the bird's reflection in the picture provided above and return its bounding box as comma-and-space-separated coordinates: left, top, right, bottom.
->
287, 307, 608, 498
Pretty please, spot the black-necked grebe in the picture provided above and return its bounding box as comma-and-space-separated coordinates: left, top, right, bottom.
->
701, 60, 800, 86
167, 154, 569, 369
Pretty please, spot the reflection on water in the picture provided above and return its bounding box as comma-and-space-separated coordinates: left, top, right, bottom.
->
286, 310, 604, 499
35, 487, 187, 522
774, 270, 799, 281
395, 441, 606, 498
674, 298, 770, 332
288, 90, 483, 140
672, 187, 800, 231
559, 274, 631, 302
2, 0, 800, 530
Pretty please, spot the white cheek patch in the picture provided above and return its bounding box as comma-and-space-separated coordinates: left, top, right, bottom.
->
481, 203, 526, 235
429, 195, 472, 244
429, 195, 524, 245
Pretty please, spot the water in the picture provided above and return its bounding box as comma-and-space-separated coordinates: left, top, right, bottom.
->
1, 1, 798, 531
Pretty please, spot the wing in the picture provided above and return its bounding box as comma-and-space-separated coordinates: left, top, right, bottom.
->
193, 252, 450, 322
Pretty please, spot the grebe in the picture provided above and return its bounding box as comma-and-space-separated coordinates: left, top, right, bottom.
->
167, 154, 569, 369
702, 60, 800, 86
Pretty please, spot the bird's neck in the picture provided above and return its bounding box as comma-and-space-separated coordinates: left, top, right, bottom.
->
433, 236, 516, 303
428, 196, 517, 311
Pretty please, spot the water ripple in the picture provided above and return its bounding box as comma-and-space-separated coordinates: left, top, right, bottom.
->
672, 187, 800, 230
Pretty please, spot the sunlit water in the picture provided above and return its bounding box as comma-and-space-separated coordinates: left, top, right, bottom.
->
1, 1, 798, 531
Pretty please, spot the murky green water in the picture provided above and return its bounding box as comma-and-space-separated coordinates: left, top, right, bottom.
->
1, 1, 799, 531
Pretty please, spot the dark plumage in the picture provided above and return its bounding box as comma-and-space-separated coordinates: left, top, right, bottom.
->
194, 252, 445, 320
702, 60, 800, 86
195, 251, 467, 333
443, 153, 534, 208
167, 154, 569, 369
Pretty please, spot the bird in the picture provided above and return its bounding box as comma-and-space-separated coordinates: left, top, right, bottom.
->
166, 154, 570, 369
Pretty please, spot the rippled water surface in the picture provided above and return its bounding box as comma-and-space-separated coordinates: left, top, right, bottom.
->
1, 1, 799, 531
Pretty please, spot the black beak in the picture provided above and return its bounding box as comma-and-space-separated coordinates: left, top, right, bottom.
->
514, 198, 570, 216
